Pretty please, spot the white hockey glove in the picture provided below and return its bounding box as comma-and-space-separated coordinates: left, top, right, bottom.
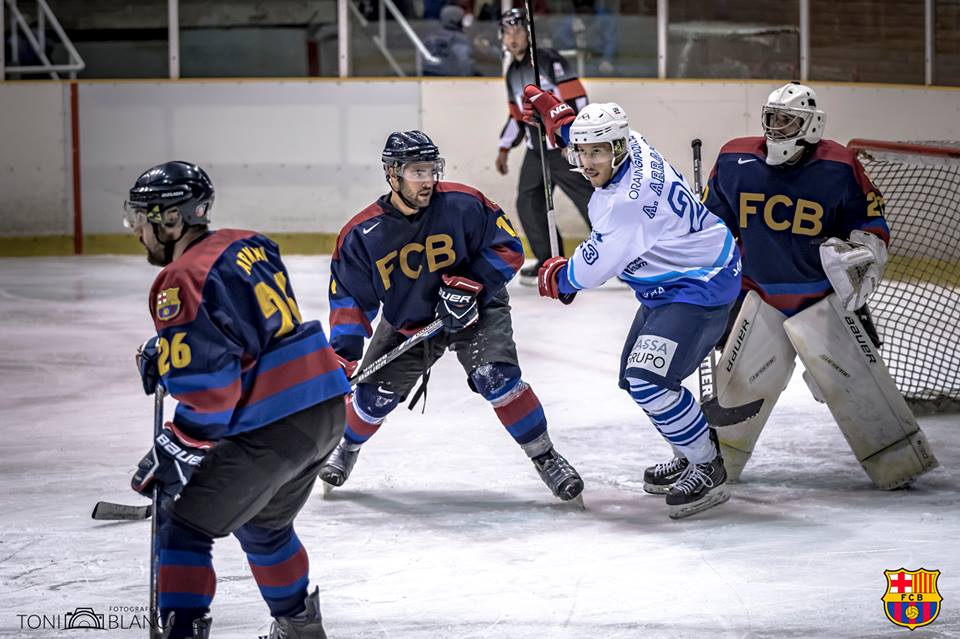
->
820, 230, 889, 311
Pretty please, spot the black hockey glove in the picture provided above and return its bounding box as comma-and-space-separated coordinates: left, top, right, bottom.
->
136, 336, 164, 396
435, 275, 484, 333
131, 423, 213, 500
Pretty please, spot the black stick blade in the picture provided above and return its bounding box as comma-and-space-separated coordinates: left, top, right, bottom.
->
701, 397, 764, 427
91, 501, 152, 520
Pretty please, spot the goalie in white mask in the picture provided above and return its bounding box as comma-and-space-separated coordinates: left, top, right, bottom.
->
700, 81, 938, 488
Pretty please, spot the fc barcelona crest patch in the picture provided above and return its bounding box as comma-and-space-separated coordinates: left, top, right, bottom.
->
156, 287, 182, 321
883, 568, 941, 630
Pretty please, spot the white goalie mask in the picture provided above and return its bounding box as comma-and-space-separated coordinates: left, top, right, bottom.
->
761, 82, 826, 166
567, 102, 631, 174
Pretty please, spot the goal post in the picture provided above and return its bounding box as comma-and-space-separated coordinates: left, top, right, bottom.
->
847, 139, 960, 414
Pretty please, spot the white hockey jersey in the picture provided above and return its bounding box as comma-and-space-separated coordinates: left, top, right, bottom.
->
564, 132, 742, 308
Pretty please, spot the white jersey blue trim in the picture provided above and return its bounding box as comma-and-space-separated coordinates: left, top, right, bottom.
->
565, 131, 741, 308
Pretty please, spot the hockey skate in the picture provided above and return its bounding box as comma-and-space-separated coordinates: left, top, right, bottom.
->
269, 587, 327, 639
532, 448, 584, 503
318, 439, 361, 492
159, 614, 211, 639
642, 456, 689, 495
665, 455, 729, 519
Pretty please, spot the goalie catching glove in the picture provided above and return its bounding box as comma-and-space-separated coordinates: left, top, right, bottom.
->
131, 423, 214, 499
819, 230, 889, 311
436, 274, 484, 333
521, 84, 576, 147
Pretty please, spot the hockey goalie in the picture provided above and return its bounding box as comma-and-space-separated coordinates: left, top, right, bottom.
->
701, 82, 939, 489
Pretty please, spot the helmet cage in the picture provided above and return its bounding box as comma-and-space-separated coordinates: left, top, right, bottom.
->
761, 106, 816, 143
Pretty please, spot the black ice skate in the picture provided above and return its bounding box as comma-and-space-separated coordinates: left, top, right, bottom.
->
665, 455, 729, 519
160, 614, 211, 639
319, 439, 361, 489
533, 448, 584, 502
519, 261, 542, 286
269, 587, 327, 639
642, 456, 689, 495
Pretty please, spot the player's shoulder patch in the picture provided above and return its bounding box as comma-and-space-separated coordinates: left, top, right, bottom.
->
155, 286, 182, 321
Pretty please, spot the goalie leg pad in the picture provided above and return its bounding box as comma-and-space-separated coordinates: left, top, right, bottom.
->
712, 291, 797, 481
782, 294, 939, 489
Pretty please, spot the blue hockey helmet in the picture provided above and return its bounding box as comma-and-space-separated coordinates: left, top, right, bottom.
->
124, 161, 214, 229
381, 131, 441, 167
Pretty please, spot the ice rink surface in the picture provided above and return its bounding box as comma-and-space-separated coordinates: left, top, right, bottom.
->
1, 255, 958, 639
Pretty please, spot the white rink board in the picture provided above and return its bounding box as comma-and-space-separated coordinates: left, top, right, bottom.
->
76, 80, 422, 235
0, 255, 957, 638
1, 80, 959, 239
0, 82, 71, 235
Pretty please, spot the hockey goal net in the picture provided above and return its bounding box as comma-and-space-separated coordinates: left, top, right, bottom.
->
847, 139, 960, 414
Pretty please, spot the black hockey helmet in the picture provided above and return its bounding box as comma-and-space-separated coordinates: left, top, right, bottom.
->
381, 130, 441, 168
499, 7, 527, 30
124, 160, 214, 229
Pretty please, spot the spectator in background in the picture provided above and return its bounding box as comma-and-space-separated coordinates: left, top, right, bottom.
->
552, 0, 617, 75
423, 4, 478, 76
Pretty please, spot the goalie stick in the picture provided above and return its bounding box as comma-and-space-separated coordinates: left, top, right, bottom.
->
690, 138, 763, 427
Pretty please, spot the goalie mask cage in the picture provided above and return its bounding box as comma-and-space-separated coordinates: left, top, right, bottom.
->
847, 139, 960, 414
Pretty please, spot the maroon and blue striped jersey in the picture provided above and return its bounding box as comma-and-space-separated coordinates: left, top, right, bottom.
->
703, 137, 890, 316
329, 182, 525, 362
148, 229, 350, 440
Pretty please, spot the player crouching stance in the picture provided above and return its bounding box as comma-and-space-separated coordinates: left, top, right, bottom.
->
702, 82, 938, 489
522, 88, 742, 518
124, 162, 350, 638
319, 131, 584, 502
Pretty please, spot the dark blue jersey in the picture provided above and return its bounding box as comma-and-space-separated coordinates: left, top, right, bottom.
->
329, 182, 524, 362
703, 137, 889, 316
149, 229, 350, 440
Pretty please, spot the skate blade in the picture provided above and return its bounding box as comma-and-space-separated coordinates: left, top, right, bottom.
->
668, 487, 730, 520
321, 481, 335, 498
563, 493, 586, 510
642, 483, 670, 495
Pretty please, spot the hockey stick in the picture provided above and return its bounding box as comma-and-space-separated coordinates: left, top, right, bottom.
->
349, 318, 444, 386
690, 138, 764, 426
149, 386, 164, 638
523, 0, 560, 260
92, 501, 152, 520
691, 138, 717, 404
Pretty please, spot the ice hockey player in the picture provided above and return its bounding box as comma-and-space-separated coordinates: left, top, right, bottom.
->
701, 81, 938, 488
320, 130, 584, 503
124, 161, 350, 639
496, 7, 593, 284
521, 87, 743, 518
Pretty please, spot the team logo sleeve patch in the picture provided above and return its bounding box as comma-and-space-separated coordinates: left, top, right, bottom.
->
883, 568, 942, 630
156, 287, 182, 321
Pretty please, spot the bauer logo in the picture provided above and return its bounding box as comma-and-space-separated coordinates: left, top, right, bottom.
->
627, 335, 678, 376
882, 568, 942, 630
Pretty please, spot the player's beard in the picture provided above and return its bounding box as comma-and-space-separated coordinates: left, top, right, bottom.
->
401, 180, 434, 209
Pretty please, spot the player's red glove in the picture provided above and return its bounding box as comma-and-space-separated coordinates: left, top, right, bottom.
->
538, 256, 577, 305
335, 354, 359, 378
522, 84, 576, 146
